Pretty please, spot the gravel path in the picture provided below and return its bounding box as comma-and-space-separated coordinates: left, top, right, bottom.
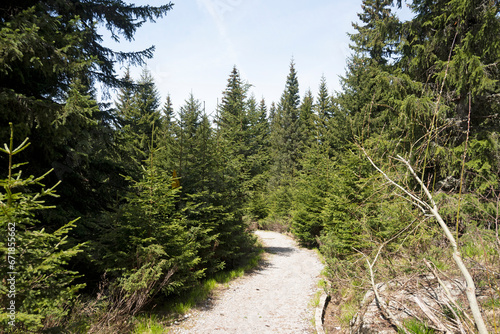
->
169, 230, 324, 334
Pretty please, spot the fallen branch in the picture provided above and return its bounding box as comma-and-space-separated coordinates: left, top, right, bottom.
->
357, 244, 411, 334
423, 258, 474, 333
362, 148, 488, 334
413, 295, 451, 333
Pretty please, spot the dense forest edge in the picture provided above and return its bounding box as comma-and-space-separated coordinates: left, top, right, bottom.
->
0, 0, 499, 333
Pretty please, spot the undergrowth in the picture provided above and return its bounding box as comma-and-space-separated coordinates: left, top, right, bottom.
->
322, 217, 500, 333
63, 241, 264, 333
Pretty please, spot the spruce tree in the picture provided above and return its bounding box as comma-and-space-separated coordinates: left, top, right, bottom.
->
163, 94, 176, 130
299, 89, 315, 149
114, 68, 136, 124
0, 0, 172, 172
401, 0, 500, 194
0, 0, 173, 291
118, 68, 163, 166
176, 93, 204, 194
350, 0, 400, 65
101, 143, 203, 304
316, 75, 334, 120
314, 77, 339, 155
270, 60, 302, 186
175, 92, 256, 274
156, 94, 179, 174
215, 66, 252, 216
267, 60, 303, 219
339, 0, 402, 145
291, 139, 330, 247
245, 96, 271, 220
0, 127, 84, 331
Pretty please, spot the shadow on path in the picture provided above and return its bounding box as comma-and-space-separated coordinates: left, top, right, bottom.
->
263, 246, 295, 257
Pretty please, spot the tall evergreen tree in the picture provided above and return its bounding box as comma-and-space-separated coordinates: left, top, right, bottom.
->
163, 94, 176, 129
0, 127, 84, 331
401, 0, 500, 195
218, 66, 248, 133
300, 89, 315, 149
175, 92, 256, 275
215, 66, 251, 213
176, 93, 204, 194
266, 60, 303, 219
316, 75, 334, 120
350, 0, 400, 65
245, 96, 271, 220
156, 94, 178, 174
114, 68, 136, 124
115, 68, 163, 170
270, 60, 302, 186
0, 1, 173, 291
314, 77, 338, 154
268, 102, 278, 132
0, 0, 173, 174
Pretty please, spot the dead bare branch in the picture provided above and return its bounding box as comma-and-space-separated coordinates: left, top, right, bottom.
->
362, 148, 429, 212
423, 258, 475, 332
363, 151, 489, 334
413, 295, 452, 333
356, 245, 411, 334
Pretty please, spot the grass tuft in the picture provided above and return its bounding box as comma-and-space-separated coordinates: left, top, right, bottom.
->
132, 314, 170, 334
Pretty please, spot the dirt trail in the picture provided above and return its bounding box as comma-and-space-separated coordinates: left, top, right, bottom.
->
170, 230, 324, 334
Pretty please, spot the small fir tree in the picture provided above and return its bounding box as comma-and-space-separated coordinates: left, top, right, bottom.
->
0, 125, 84, 332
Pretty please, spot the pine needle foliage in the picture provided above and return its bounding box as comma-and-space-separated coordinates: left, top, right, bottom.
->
0, 125, 84, 332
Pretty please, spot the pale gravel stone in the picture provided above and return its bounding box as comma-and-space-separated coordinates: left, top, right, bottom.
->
169, 230, 324, 334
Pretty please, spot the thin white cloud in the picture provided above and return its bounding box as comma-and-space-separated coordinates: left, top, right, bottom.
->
197, 0, 240, 66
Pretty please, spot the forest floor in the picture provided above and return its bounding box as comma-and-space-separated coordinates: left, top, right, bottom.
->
168, 230, 324, 334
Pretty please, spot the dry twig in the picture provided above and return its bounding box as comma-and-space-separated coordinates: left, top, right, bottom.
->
356, 244, 411, 334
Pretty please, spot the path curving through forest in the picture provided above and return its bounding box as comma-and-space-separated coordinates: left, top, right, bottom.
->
169, 230, 324, 334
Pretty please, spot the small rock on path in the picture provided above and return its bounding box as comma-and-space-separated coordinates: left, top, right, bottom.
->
169, 230, 324, 334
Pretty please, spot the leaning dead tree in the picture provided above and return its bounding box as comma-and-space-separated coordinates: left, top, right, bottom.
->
363, 149, 488, 334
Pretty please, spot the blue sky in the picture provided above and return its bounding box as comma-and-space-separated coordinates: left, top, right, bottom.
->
102, 0, 411, 114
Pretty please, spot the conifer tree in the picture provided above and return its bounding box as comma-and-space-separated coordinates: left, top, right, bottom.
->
267, 60, 304, 220
116, 68, 163, 167
101, 143, 203, 303
0, 127, 84, 331
400, 0, 500, 194
339, 0, 401, 145
316, 75, 334, 120
246, 97, 270, 176
291, 81, 335, 246
268, 102, 277, 126
163, 94, 176, 129
176, 93, 204, 194
218, 66, 248, 133
114, 68, 162, 175
156, 94, 179, 174
291, 137, 330, 247
0, 1, 173, 291
215, 66, 251, 214
0, 0, 172, 176
314, 77, 339, 155
114, 68, 136, 123
300, 89, 315, 149
350, 0, 400, 65
295, 0, 403, 253
245, 96, 271, 220
270, 60, 302, 185
175, 93, 256, 274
